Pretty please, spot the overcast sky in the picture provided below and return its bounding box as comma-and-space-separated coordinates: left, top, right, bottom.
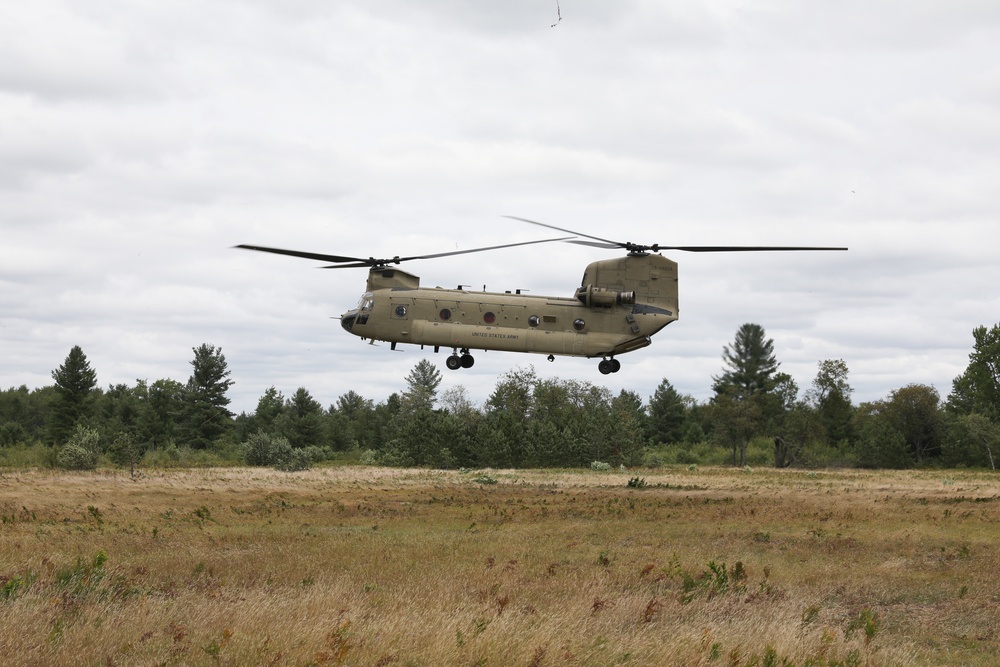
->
2, 1, 998, 414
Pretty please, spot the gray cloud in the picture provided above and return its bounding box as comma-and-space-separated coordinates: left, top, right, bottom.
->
2, 1, 998, 414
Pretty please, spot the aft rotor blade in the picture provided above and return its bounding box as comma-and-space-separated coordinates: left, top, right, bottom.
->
658, 245, 849, 252
507, 216, 847, 254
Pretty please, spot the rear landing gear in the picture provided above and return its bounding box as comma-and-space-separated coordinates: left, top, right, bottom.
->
446, 349, 475, 370
598, 358, 621, 375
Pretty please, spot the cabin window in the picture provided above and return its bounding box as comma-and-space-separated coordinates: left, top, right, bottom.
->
394, 305, 408, 318
573, 318, 586, 331
483, 311, 496, 324
528, 315, 540, 327
439, 308, 452, 321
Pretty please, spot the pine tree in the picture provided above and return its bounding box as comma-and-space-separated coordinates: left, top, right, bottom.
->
253, 386, 286, 433
182, 344, 234, 449
402, 359, 442, 412
647, 378, 686, 444
276, 387, 325, 449
712, 323, 780, 397
48, 345, 98, 444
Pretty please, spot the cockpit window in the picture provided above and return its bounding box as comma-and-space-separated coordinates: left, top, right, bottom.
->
357, 292, 374, 311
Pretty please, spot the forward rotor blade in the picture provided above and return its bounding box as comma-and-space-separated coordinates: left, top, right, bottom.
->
567, 239, 623, 249
237, 236, 575, 270
504, 216, 622, 248
233, 244, 367, 264
320, 262, 376, 269
395, 236, 575, 263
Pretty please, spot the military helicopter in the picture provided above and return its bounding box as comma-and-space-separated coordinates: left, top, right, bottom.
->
236, 218, 846, 374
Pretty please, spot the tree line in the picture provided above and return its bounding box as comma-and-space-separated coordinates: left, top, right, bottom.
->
2, 323, 998, 470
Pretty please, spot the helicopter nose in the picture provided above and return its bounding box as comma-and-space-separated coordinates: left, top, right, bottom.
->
340, 311, 357, 332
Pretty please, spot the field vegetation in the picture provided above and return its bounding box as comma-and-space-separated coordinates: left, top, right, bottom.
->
1, 465, 998, 666
4, 323, 999, 474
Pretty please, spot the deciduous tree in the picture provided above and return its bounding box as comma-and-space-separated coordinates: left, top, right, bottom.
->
709, 389, 763, 467
883, 384, 943, 464
948, 324, 1000, 422
806, 359, 855, 446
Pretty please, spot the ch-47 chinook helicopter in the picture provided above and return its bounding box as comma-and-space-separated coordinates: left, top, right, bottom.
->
236, 218, 846, 375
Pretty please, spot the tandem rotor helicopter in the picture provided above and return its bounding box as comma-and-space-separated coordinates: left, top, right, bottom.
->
236, 218, 846, 375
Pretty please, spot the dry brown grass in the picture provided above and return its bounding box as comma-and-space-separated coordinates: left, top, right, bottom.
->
1, 465, 998, 666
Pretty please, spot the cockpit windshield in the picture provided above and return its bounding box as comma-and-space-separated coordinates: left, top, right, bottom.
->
354, 292, 374, 326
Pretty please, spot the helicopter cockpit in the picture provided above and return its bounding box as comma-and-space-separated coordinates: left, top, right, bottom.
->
341, 292, 374, 332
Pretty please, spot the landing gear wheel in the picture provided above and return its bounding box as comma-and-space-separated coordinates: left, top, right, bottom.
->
460, 354, 475, 369
611, 358, 621, 373
598, 359, 613, 375
446, 355, 462, 370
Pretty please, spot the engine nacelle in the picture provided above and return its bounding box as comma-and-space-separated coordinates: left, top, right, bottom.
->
575, 284, 636, 308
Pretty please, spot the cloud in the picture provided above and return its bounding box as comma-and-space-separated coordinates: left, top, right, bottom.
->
2, 1, 998, 415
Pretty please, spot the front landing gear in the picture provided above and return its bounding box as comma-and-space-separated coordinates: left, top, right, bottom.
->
598, 357, 621, 375
446, 349, 475, 370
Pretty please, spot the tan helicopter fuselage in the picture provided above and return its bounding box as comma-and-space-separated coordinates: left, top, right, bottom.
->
340, 253, 679, 360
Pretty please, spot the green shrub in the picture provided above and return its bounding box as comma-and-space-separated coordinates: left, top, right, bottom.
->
242, 431, 292, 467
275, 448, 312, 472
58, 445, 98, 470
642, 449, 668, 468
57, 425, 102, 470
107, 432, 145, 469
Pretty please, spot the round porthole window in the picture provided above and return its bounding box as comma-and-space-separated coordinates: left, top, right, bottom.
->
395, 305, 407, 318
573, 318, 586, 331
440, 308, 452, 321
483, 312, 496, 324
528, 315, 540, 327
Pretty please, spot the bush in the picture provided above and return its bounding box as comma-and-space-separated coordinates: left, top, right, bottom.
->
591, 461, 611, 471
57, 426, 101, 470
107, 433, 145, 469
642, 449, 668, 468
57, 444, 98, 470
275, 448, 312, 472
242, 431, 293, 467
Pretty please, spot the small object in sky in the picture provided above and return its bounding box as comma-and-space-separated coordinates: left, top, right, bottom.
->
551, 0, 561, 27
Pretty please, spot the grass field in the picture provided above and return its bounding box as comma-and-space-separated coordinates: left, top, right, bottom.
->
1, 465, 998, 666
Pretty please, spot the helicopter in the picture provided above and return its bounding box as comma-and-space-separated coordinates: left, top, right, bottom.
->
236, 218, 846, 374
